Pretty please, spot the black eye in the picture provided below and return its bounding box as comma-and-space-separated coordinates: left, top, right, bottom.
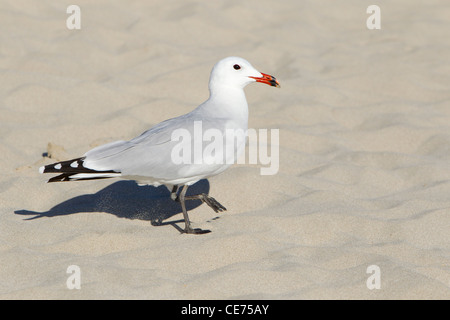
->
233, 64, 241, 70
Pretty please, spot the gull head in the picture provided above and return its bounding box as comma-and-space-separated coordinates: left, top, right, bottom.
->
208, 57, 280, 92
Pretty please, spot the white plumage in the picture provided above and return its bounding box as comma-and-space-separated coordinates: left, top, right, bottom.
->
40, 56, 279, 234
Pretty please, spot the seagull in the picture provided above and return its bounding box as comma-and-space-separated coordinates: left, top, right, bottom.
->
39, 56, 280, 234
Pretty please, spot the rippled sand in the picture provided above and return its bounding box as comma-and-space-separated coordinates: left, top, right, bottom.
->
1, 0, 449, 299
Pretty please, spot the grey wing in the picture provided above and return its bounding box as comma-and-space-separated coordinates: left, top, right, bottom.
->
82, 114, 222, 181
83, 116, 182, 172
82, 110, 238, 183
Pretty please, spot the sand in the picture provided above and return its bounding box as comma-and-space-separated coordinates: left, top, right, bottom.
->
1, 0, 449, 299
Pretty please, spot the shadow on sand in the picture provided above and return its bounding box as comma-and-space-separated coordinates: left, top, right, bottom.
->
15, 179, 213, 233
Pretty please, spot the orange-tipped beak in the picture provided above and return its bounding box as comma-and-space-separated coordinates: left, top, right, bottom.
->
249, 73, 280, 88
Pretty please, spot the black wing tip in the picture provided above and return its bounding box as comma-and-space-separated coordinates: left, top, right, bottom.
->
41, 157, 117, 174
41, 157, 86, 174
47, 173, 73, 183
40, 157, 120, 182
47, 173, 118, 183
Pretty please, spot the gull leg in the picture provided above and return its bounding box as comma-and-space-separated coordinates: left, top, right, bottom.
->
173, 186, 226, 213
184, 193, 227, 213
179, 185, 210, 234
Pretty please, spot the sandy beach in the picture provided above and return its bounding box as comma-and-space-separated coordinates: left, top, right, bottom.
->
1, 0, 449, 299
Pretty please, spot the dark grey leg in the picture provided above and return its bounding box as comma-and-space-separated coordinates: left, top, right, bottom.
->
171, 185, 226, 214
184, 194, 226, 213
178, 185, 210, 234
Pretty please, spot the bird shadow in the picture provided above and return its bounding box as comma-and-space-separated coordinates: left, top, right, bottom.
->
14, 179, 212, 233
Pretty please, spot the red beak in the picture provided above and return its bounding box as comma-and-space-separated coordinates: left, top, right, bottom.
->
249, 73, 280, 88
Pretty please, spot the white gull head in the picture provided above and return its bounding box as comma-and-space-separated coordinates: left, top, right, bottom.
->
208, 56, 280, 93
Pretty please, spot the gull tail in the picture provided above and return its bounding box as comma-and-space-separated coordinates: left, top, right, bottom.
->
39, 157, 121, 183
